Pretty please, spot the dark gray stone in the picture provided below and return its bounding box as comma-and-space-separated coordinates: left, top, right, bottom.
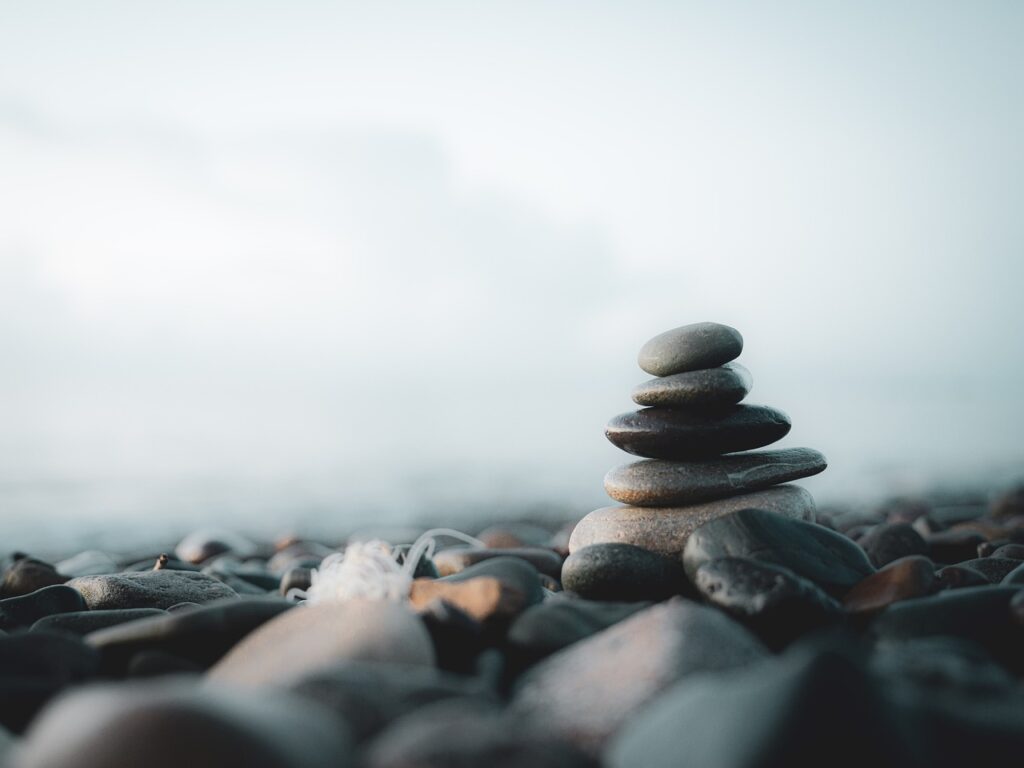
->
637, 322, 743, 377
956, 557, 1021, 583
605, 405, 791, 460
32, 608, 166, 636
631, 363, 751, 408
433, 547, 563, 579
858, 523, 928, 568
561, 543, 688, 602
511, 599, 766, 754
0, 585, 86, 631
683, 508, 875, 597
604, 448, 826, 506
68, 570, 238, 610
694, 557, 842, 649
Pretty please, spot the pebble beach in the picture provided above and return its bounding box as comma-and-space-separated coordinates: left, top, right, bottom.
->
3, 321, 1024, 767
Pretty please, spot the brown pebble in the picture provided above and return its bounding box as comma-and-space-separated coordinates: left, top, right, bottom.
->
843, 556, 935, 614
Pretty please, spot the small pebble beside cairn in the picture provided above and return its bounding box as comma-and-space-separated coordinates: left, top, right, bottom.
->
565, 321, 827, 598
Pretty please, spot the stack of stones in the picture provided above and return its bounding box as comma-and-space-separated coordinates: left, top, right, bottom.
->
566, 321, 827, 597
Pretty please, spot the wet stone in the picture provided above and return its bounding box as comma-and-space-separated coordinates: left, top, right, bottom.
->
604, 448, 826, 507
570, 485, 816, 560
842, 556, 936, 614
561, 543, 688, 602
631, 363, 752, 408
30, 608, 164, 637
637, 321, 743, 377
693, 557, 842, 649
511, 599, 766, 754
683, 507, 875, 597
0, 585, 87, 631
605, 405, 791, 460
858, 523, 928, 568
68, 570, 238, 610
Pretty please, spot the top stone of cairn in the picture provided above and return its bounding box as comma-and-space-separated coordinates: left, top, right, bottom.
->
637, 321, 743, 377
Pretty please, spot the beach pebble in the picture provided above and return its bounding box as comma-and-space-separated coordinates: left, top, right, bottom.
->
506, 596, 650, 672
1, 558, 67, 598
604, 448, 825, 506
561, 544, 687, 602
0, 586, 87, 631
857, 523, 928, 568
511, 599, 766, 754
631, 363, 752, 408
475, 522, 554, 549
955, 557, 1021, 583
68, 570, 238, 610
683, 507, 875, 596
432, 547, 563, 579
0, 631, 100, 733
175, 529, 257, 565
279, 566, 312, 596
925, 529, 988, 564
990, 482, 1024, 518
693, 557, 842, 649
990, 543, 1024, 560
86, 597, 293, 672
416, 599, 486, 674
287, 661, 494, 743
570, 485, 815, 559
1001, 561, 1024, 584
605, 405, 791, 460
637, 322, 743, 376
12, 680, 352, 768
870, 637, 1016, 693
842, 555, 936, 614
209, 600, 435, 686
363, 699, 596, 768
31, 608, 165, 636
409, 557, 543, 630
934, 564, 990, 590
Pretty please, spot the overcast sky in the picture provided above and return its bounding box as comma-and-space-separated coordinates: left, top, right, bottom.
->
1, 2, 1023, 537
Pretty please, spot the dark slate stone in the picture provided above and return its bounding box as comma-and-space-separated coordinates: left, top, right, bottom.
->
956, 557, 1021, 583
0, 585, 87, 631
683, 508, 875, 597
31, 608, 167, 636
869, 637, 1016, 694
85, 596, 293, 673
934, 564, 990, 590
694, 557, 843, 649
1002, 561, 1024, 584
869, 586, 1024, 673
631, 363, 752, 408
637, 321, 743, 377
925, 529, 987, 564
511, 599, 766, 754
561, 543, 688, 602
417, 598, 487, 675
1, 557, 68, 598
0, 631, 101, 733
605, 406, 791, 460
857, 523, 928, 568
991, 543, 1024, 560
68, 570, 238, 610
604, 448, 826, 506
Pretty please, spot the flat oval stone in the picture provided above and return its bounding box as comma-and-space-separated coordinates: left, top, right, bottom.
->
857, 523, 928, 568
432, 547, 563, 579
67, 570, 237, 610
31, 608, 167, 636
604, 448, 826, 506
842, 555, 936, 614
569, 485, 816, 559
605, 406, 791, 460
631, 363, 752, 408
0, 585, 87, 631
683, 508, 875, 597
511, 599, 766, 754
208, 601, 435, 686
955, 557, 1022, 583
693, 558, 842, 649
561, 543, 688, 602
637, 322, 742, 377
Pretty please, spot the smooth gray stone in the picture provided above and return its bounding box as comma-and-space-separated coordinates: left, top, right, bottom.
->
569, 485, 816, 559
561, 544, 687, 602
604, 448, 826, 506
12, 680, 353, 768
31, 609, 167, 636
511, 599, 766, 754
637, 322, 743, 377
68, 570, 238, 610
632, 363, 752, 408
683, 508, 875, 596
857, 523, 928, 568
0, 586, 86, 631
605, 405, 791, 460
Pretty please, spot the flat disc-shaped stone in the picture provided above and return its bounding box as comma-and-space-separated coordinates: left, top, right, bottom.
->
604, 448, 826, 506
605, 405, 791, 460
631, 363, 752, 408
568, 485, 816, 559
637, 322, 742, 376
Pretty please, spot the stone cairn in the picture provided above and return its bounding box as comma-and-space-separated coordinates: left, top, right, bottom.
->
566, 321, 827, 596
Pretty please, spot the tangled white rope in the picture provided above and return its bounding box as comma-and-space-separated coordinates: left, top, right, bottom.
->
292, 528, 483, 604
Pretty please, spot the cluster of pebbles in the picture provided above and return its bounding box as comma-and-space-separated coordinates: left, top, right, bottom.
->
2, 322, 1024, 767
